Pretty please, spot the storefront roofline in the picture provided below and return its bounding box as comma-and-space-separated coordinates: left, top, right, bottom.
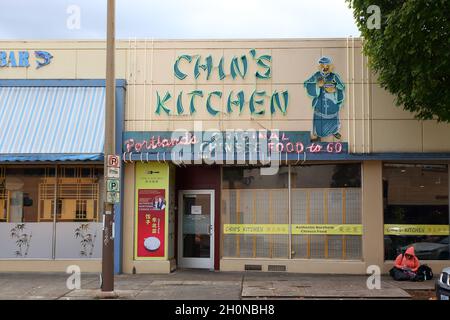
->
0, 39, 364, 51
0, 153, 103, 162
0, 79, 126, 87
0, 38, 363, 42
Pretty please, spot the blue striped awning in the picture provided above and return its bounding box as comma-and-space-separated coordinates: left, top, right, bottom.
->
0, 86, 105, 162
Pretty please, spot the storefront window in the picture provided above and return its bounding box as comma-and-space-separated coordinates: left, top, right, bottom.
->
2, 167, 54, 223
221, 164, 362, 260
222, 167, 289, 258
0, 165, 103, 259
0, 166, 54, 258
291, 164, 362, 260
57, 166, 102, 222
383, 163, 450, 260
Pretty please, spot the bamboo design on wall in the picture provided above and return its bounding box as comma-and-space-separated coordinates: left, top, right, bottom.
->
9, 224, 32, 257
74, 223, 97, 257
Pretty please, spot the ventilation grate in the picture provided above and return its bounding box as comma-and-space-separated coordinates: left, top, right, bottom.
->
244, 264, 262, 271
268, 265, 287, 272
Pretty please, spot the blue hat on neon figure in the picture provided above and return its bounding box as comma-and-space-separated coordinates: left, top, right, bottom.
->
318, 56, 333, 76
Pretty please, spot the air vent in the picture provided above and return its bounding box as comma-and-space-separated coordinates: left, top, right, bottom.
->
244, 264, 262, 271
268, 265, 286, 272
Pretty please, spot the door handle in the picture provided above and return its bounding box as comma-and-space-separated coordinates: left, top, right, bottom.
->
208, 224, 214, 235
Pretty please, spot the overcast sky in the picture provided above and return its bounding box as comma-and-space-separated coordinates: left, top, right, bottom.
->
0, 0, 360, 39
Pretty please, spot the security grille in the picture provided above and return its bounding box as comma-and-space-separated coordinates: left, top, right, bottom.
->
222, 188, 362, 260
244, 264, 262, 271
222, 189, 289, 259
38, 167, 100, 222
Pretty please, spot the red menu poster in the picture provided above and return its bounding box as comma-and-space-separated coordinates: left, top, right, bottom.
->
136, 189, 166, 258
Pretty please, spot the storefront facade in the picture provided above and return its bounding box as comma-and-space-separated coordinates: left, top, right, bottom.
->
1, 39, 449, 274
0, 47, 125, 272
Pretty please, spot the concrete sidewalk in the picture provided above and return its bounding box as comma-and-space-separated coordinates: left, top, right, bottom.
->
0, 270, 436, 300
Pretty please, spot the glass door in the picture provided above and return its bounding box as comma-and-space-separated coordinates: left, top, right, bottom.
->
178, 190, 214, 269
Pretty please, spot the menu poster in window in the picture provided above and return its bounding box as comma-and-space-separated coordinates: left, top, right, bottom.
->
136, 189, 165, 258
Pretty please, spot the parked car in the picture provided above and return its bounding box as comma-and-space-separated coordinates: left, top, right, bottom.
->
401, 237, 449, 260
435, 267, 450, 300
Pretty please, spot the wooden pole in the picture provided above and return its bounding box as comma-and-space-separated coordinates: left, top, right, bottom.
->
101, 0, 115, 293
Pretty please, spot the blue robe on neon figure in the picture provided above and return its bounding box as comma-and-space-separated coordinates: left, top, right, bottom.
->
304, 56, 345, 140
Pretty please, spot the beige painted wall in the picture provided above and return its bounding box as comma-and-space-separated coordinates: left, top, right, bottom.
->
2, 39, 450, 153
220, 259, 366, 274
362, 161, 384, 271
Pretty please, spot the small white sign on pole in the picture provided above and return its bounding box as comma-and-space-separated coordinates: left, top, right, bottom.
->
107, 167, 120, 179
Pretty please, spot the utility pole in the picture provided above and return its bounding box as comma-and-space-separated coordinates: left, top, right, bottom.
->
101, 0, 115, 293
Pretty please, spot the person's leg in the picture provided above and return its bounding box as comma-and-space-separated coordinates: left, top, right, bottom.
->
411, 272, 424, 282
392, 268, 410, 281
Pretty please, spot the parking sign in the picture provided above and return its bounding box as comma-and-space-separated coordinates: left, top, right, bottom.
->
107, 179, 120, 192
107, 154, 120, 168
106, 192, 120, 203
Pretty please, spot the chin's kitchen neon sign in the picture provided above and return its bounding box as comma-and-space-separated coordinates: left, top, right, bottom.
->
0, 50, 53, 69
155, 49, 289, 117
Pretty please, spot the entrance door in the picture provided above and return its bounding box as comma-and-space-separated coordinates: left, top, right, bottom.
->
178, 190, 214, 269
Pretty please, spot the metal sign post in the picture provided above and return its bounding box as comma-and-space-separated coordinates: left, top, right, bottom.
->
101, 0, 116, 293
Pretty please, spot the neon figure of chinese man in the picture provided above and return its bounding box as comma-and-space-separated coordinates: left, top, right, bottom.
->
304, 56, 345, 140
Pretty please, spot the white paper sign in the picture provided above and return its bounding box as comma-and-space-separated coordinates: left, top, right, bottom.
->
191, 205, 202, 215
107, 167, 120, 178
